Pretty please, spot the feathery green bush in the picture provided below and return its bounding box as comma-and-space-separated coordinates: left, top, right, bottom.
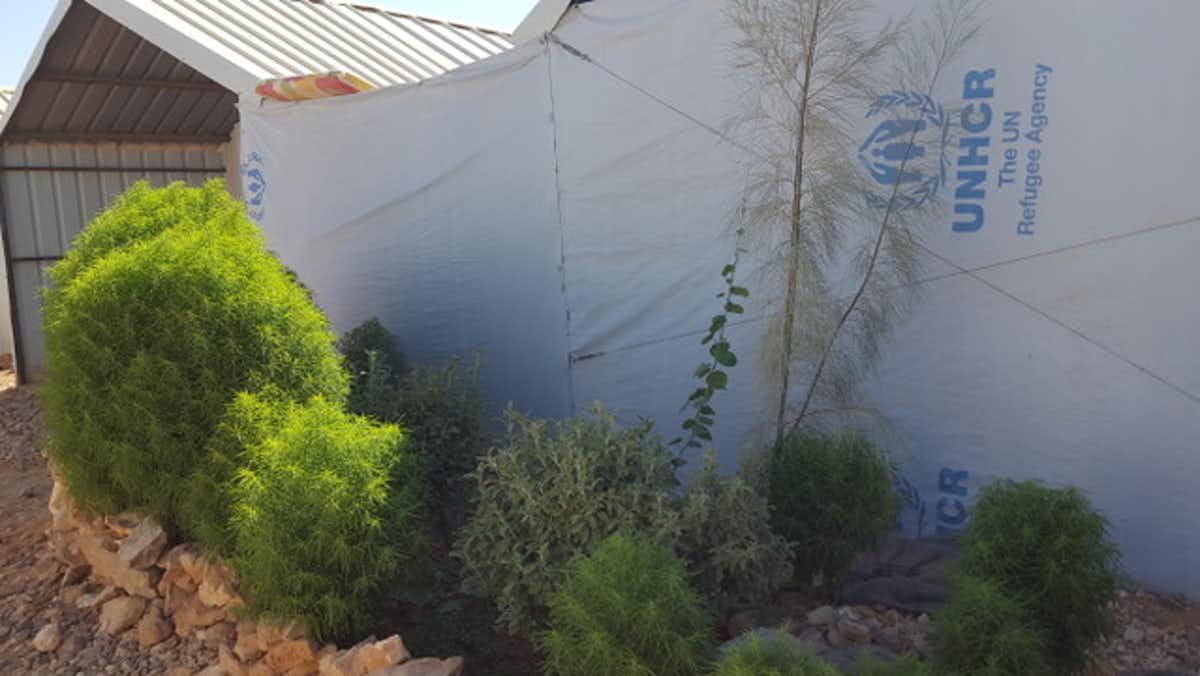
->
956, 480, 1121, 674
41, 180, 346, 527
850, 654, 936, 676
711, 633, 838, 676
767, 432, 899, 587
676, 452, 793, 615
932, 574, 1050, 676
229, 395, 423, 640
540, 534, 714, 676
454, 406, 680, 636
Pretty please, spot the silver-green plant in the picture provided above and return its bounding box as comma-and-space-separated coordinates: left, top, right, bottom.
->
453, 405, 681, 636
728, 0, 984, 440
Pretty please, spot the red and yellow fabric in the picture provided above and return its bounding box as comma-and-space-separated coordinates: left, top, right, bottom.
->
255, 72, 374, 102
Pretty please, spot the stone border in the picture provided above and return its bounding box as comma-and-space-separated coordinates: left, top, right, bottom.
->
47, 475, 464, 676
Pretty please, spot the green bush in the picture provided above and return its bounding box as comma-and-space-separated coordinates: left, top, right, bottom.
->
932, 575, 1050, 676
540, 534, 714, 676
340, 317, 406, 392
676, 452, 793, 615
956, 481, 1121, 673
711, 633, 838, 676
850, 655, 935, 676
347, 349, 404, 422
454, 405, 680, 636
229, 395, 423, 640
766, 432, 899, 587
42, 180, 347, 528
396, 357, 487, 499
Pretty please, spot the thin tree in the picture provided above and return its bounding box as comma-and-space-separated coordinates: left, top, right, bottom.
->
728, 0, 983, 443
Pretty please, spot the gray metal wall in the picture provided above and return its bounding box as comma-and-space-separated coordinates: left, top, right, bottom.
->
0, 142, 226, 380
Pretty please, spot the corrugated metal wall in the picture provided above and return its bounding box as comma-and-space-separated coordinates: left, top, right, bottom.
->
0, 142, 226, 378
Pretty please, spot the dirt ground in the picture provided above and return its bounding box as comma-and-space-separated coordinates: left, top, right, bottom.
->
0, 371, 1197, 675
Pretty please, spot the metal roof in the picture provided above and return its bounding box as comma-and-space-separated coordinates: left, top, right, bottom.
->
0, 0, 514, 142
89, 0, 515, 93
2, 1, 236, 143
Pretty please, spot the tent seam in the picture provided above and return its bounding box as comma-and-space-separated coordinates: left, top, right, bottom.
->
545, 35, 577, 416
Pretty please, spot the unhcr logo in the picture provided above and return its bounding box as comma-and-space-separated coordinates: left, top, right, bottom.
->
859, 91, 950, 211
240, 152, 267, 223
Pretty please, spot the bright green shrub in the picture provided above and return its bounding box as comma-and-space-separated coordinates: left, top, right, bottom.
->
676, 452, 793, 614
454, 406, 680, 636
932, 575, 1050, 676
711, 633, 838, 676
767, 432, 899, 586
956, 481, 1122, 673
42, 180, 347, 527
540, 534, 714, 676
229, 395, 423, 640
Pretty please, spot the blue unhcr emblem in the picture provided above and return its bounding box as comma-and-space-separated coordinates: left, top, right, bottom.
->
240, 152, 267, 223
859, 91, 950, 210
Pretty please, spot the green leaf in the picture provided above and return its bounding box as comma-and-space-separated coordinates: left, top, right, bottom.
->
724, 302, 745, 315
695, 427, 713, 441
730, 286, 750, 297
710, 344, 737, 368
682, 419, 698, 431
699, 405, 716, 416
706, 371, 728, 390
722, 264, 736, 277
697, 415, 715, 426
710, 315, 728, 330
693, 363, 712, 379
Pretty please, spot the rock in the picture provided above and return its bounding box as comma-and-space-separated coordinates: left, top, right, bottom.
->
806, 605, 837, 626
77, 531, 159, 598
837, 617, 873, 644
136, 608, 173, 648
321, 635, 412, 675
197, 563, 242, 609
61, 563, 91, 587
48, 480, 85, 533
818, 646, 897, 672
33, 622, 62, 652
172, 594, 227, 638
117, 518, 168, 570
1123, 625, 1145, 643
795, 627, 828, 652
840, 536, 959, 614
219, 644, 249, 676
356, 635, 410, 673
382, 657, 465, 676
257, 621, 307, 649
166, 668, 194, 676
78, 584, 121, 610
99, 595, 148, 635
104, 513, 143, 539
726, 609, 758, 637
265, 638, 319, 674
198, 621, 237, 647
234, 621, 264, 662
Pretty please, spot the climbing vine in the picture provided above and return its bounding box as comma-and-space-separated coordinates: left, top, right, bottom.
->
672, 232, 749, 452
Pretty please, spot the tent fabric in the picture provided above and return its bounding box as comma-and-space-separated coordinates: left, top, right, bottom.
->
239, 0, 1200, 597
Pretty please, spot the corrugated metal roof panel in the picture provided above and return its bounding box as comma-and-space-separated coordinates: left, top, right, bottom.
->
2, 2, 236, 142
126, 0, 515, 90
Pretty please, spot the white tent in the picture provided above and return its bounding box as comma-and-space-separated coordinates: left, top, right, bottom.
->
239, 0, 1200, 597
